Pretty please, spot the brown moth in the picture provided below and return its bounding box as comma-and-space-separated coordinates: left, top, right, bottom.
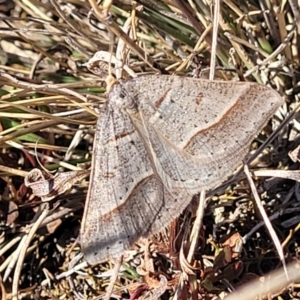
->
81, 75, 284, 265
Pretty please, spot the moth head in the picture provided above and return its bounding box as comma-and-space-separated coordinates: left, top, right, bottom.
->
109, 84, 138, 112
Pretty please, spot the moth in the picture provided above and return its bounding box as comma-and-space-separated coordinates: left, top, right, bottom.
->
80, 75, 284, 265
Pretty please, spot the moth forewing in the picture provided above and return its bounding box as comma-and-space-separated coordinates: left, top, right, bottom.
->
81, 100, 178, 265
126, 76, 284, 194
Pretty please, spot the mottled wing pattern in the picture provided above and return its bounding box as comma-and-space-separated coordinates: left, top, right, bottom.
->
81, 75, 284, 265
81, 101, 179, 265
121, 76, 284, 193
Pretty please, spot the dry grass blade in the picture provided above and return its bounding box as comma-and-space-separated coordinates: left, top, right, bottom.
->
187, 191, 206, 263
12, 206, 49, 299
254, 169, 300, 182
3, 235, 26, 282
103, 257, 123, 300
244, 163, 288, 279
226, 261, 300, 300
209, 0, 220, 80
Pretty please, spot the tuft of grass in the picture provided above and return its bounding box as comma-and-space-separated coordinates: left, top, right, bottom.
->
0, 0, 299, 299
